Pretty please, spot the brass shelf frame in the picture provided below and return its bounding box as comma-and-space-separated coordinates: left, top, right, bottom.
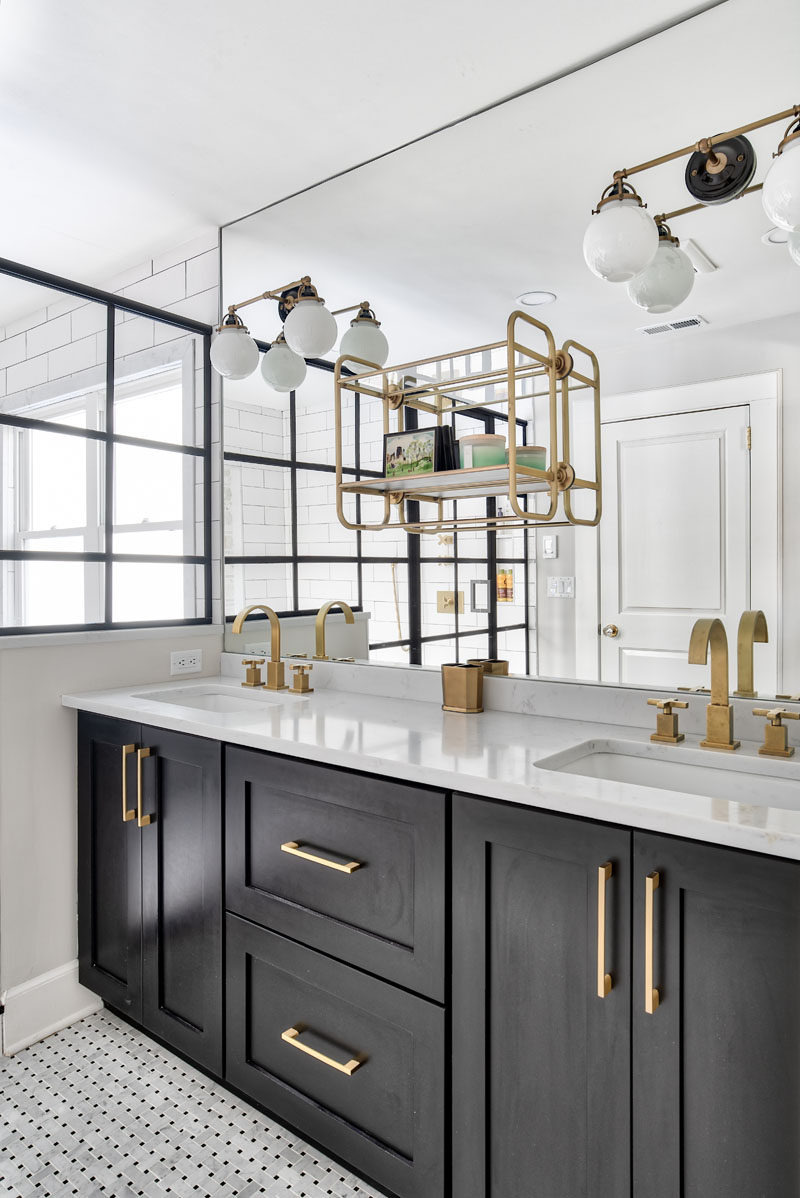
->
333, 310, 601, 536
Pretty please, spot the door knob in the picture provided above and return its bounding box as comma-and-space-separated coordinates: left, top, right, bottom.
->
602, 623, 620, 639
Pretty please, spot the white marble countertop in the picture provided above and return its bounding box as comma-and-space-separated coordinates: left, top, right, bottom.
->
62, 667, 800, 862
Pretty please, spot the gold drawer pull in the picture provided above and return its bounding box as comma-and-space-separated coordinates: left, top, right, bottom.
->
597, 862, 613, 998
645, 871, 660, 1014
137, 747, 153, 828
280, 841, 362, 874
281, 1024, 363, 1076
121, 744, 136, 822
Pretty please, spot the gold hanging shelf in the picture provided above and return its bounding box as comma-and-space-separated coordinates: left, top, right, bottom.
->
333, 310, 601, 535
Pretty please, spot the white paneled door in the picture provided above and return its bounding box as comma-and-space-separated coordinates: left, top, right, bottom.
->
599, 405, 750, 687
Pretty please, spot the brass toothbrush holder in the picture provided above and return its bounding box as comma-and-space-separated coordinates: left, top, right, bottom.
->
442, 663, 484, 714
466, 658, 510, 676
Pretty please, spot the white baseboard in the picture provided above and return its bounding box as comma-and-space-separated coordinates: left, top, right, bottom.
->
1, 960, 102, 1056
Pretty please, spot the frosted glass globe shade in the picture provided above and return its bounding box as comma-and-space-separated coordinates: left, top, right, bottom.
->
788, 229, 800, 266
626, 241, 695, 313
283, 299, 338, 358
583, 198, 659, 283
209, 327, 259, 379
260, 341, 307, 392
339, 319, 390, 372
762, 137, 800, 231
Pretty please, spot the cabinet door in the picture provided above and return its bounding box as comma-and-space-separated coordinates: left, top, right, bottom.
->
139, 725, 223, 1074
452, 795, 631, 1198
633, 831, 800, 1198
77, 712, 143, 1021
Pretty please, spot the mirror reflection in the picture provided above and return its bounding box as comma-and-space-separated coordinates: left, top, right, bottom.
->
220, 0, 797, 699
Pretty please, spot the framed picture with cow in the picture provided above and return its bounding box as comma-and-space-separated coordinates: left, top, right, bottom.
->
383, 426, 442, 479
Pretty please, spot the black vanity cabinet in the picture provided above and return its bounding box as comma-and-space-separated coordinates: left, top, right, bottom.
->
632, 831, 800, 1198
77, 712, 223, 1074
452, 795, 800, 1198
451, 794, 633, 1198
224, 745, 447, 1198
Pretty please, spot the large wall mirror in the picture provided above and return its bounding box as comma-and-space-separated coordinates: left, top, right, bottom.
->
221, 0, 799, 700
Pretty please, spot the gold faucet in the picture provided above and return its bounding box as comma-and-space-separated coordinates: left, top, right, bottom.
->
231, 604, 287, 690
688, 618, 740, 751
314, 600, 354, 661
735, 610, 768, 698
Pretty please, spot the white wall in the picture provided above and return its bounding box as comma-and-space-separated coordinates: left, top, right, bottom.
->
0, 236, 225, 1053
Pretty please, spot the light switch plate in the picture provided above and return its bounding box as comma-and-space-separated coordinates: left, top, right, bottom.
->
542, 534, 558, 559
546, 576, 575, 599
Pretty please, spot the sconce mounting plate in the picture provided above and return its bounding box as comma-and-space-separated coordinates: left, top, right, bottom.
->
684, 135, 757, 205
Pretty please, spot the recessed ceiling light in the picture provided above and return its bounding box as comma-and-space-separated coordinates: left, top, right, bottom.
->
761, 226, 790, 245
516, 290, 556, 306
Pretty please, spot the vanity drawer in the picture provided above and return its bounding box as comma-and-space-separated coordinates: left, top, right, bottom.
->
225, 747, 446, 999
225, 914, 444, 1198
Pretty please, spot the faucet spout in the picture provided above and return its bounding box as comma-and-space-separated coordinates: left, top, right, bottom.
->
688, 618, 729, 706
688, 617, 739, 750
231, 604, 286, 690
735, 610, 768, 698
315, 600, 355, 662
231, 604, 281, 661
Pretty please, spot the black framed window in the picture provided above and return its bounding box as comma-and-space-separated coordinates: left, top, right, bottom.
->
0, 259, 214, 634
224, 356, 535, 671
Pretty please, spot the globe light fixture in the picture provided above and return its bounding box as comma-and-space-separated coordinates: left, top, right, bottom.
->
583, 180, 659, 283
338, 303, 390, 372
788, 228, 800, 267
260, 333, 307, 392
762, 118, 800, 231
626, 223, 696, 314
282, 282, 338, 358
209, 313, 259, 380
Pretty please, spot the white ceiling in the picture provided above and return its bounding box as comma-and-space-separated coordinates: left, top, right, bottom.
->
220, 0, 800, 378
1, 0, 726, 286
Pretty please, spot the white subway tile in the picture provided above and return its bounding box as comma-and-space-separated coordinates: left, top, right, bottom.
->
152, 232, 218, 275
114, 317, 155, 358
26, 314, 72, 357
48, 335, 98, 380
46, 294, 84, 321
186, 250, 220, 296
123, 264, 186, 309
0, 332, 28, 369
7, 354, 48, 392
71, 303, 107, 341
166, 288, 218, 325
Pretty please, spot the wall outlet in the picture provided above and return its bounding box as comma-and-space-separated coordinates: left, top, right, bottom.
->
170, 649, 203, 675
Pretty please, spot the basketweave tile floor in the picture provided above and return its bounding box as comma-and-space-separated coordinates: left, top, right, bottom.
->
0, 1008, 384, 1198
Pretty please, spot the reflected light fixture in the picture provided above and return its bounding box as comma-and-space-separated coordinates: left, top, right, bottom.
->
338, 302, 390, 372
582, 180, 659, 283
762, 116, 800, 231
516, 290, 557, 306
788, 228, 800, 267
626, 223, 695, 314
260, 332, 307, 392
585, 101, 799, 312
211, 275, 389, 393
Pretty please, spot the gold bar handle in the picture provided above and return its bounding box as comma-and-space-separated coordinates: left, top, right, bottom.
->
121, 744, 136, 822
280, 841, 362, 874
281, 1024, 363, 1076
597, 862, 613, 998
137, 747, 153, 828
645, 871, 660, 1014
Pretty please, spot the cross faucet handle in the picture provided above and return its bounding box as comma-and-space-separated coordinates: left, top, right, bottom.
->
241, 658, 266, 688
753, 707, 800, 758
647, 697, 689, 745
289, 663, 314, 694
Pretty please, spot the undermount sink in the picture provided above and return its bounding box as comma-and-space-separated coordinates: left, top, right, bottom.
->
132, 683, 295, 715
536, 738, 800, 809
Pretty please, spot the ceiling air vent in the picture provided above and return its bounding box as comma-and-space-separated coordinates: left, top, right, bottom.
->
636, 315, 708, 336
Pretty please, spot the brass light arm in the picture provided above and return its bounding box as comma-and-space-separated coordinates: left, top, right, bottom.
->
654, 182, 764, 225
227, 277, 311, 316
332, 301, 372, 317
735, 610, 768, 698
615, 103, 800, 181
315, 600, 355, 661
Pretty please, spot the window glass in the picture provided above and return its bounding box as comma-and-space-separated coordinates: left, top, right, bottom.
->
112, 561, 192, 623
